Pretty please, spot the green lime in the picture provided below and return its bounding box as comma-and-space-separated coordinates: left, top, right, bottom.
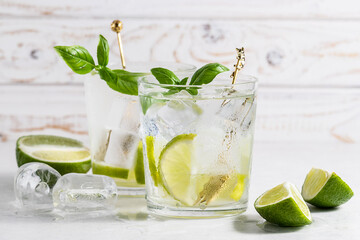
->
146, 136, 159, 186
254, 182, 312, 227
16, 135, 91, 175
230, 174, 247, 201
158, 134, 196, 206
301, 168, 353, 208
92, 161, 129, 179
134, 141, 145, 185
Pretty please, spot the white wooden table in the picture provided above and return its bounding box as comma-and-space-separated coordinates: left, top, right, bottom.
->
0, 140, 358, 240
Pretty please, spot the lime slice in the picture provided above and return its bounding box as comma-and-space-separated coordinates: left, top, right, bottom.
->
255, 182, 312, 227
134, 141, 145, 185
16, 135, 91, 175
230, 174, 247, 201
301, 168, 353, 208
158, 134, 196, 205
146, 136, 159, 186
92, 161, 129, 179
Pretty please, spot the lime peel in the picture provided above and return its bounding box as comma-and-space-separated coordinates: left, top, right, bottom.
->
255, 182, 312, 227
16, 135, 91, 175
302, 168, 354, 208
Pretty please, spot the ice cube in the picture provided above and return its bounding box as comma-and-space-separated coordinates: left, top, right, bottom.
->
104, 129, 140, 168
217, 96, 256, 134
192, 126, 234, 175
156, 91, 202, 140
52, 173, 117, 211
105, 96, 139, 132
141, 102, 165, 137
14, 162, 61, 209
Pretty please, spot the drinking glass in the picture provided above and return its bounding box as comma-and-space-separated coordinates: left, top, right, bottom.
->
84, 62, 196, 195
139, 73, 258, 217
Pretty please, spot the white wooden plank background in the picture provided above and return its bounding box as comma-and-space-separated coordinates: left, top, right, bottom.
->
1, 0, 360, 19
1, 1, 360, 148
1, 19, 360, 85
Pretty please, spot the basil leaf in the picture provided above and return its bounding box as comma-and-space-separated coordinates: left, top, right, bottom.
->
140, 96, 166, 115
98, 67, 139, 95
97, 35, 109, 66
151, 68, 180, 84
186, 88, 198, 95
189, 63, 229, 85
54, 46, 95, 74
179, 77, 189, 85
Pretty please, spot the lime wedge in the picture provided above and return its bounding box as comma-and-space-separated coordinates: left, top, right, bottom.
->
255, 182, 312, 227
134, 141, 145, 185
16, 135, 91, 175
158, 134, 196, 205
92, 161, 129, 179
301, 168, 353, 208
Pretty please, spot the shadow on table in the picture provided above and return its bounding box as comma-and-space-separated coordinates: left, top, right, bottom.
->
307, 205, 340, 213
232, 214, 305, 234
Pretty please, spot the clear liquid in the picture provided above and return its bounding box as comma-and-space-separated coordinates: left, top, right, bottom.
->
140, 92, 256, 217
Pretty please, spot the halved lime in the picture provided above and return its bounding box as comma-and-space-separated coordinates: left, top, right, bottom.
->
158, 134, 196, 206
16, 135, 91, 175
255, 182, 312, 227
301, 168, 353, 208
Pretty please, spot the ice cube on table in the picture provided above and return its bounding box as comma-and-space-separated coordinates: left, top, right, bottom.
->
104, 129, 140, 168
52, 173, 117, 211
14, 163, 61, 210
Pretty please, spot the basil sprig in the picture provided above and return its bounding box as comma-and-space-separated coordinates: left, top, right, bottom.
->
55, 35, 229, 97
54, 35, 144, 95
150, 63, 229, 96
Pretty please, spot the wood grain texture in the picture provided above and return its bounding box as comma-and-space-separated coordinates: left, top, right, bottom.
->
0, 19, 360, 85
1, 85, 360, 145
1, 0, 360, 19
0, 85, 88, 144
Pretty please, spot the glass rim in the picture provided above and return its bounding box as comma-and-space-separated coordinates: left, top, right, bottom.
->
139, 74, 258, 88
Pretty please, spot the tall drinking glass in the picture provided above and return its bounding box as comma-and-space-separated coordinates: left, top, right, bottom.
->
139, 73, 257, 217
84, 62, 196, 195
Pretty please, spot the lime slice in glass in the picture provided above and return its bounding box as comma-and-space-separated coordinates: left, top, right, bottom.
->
92, 161, 129, 179
254, 182, 312, 227
301, 168, 353, 208
146, 136, 159, 186
134, 141, 145, 185
16, 135, 91, 175
158, 134, 196, 206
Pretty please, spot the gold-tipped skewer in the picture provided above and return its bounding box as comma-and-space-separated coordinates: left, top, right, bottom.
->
99, 20, 128, 159
194, 48, 247, 207
230, 47, 245, 84
111, 20, 126, 69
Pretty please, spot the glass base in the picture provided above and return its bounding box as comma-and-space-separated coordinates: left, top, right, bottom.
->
117, 186, 146, 197
147, 199, 247, 219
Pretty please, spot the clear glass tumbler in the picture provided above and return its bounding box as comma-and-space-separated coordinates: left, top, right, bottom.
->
84, 62, 196, 196
139, 73, 258, 217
